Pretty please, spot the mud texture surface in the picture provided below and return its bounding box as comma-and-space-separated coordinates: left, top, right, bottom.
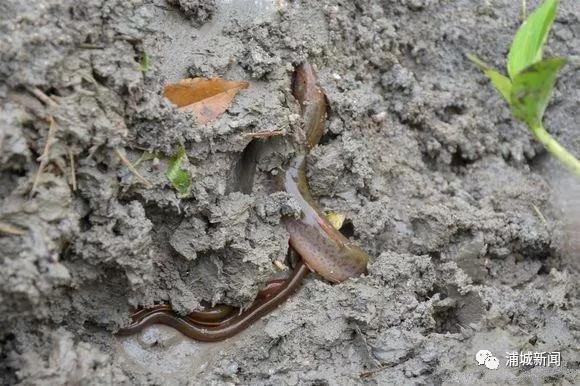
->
0, 0, 579, 384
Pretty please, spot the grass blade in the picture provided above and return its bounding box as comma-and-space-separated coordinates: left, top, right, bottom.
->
507, 0, 559, 79
467, 54, 512, 103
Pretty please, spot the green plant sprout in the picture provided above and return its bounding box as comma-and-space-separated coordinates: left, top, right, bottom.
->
468, 0, 580, 177
140, 51, 150, 73
166, 145, 192, 198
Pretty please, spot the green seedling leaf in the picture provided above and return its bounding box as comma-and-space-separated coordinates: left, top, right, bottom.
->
487, 70, 513, 103
166, 146, 192, 198
140, 52, 150, 73
467, 53, 512, 103
507, 0, 559, 79
510, 57, 566, 128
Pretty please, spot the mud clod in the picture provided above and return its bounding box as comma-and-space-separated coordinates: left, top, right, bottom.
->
1, 0, 578, 385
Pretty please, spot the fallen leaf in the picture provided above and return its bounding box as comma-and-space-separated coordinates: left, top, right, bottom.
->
164, 78, 249, 124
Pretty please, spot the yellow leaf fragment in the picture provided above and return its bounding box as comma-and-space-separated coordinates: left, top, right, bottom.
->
325, 211, 346, 230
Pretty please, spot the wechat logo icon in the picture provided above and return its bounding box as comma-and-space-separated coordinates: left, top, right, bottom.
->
476, 350, 500, 370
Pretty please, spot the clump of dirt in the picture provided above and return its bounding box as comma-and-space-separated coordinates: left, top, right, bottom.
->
167, 0, 216, 26
0, 0, 578, 384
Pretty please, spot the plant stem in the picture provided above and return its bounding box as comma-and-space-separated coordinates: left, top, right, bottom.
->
531, 124, 580, 177
114, 148, 153, 188
30, 116, 58, 198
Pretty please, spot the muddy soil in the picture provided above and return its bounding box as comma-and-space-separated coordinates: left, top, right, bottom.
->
0, 0, 578, 384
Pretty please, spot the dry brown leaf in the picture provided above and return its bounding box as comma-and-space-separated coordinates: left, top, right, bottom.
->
163, 78, 249, 124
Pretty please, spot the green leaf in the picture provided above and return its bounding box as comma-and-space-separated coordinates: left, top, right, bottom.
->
467, 53, 512, 103
510, 57, 566, 128
140, 52, 150, 73
507, 0, 559, 79
487, 70, 513, 103
166, 146, 192, 198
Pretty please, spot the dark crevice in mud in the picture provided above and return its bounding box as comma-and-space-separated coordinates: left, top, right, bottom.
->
537, 263, 551, 276
339, 219, 355, 238
518, 242, 552, 262
526, 147, 551, 173
59, 242, 74, 262
229, 139, 259, 194
90, 67, 109, 87
43, 86, 62, 98
143, 203, 184, 247
82, 319, 110, 335
432, 308, 463, 334
430, 286, 484, 334
535, 247, 562, 276
319, 129, 339, 146
419, 152, 440, 173
428, 251, 441, 261
95, 162, 109, 173
0, 172, 21, 198
437, 103, 466, 124
450, 147, 477, 170
79, 210, 93, 232
111, 220, 122, 236
0, 333, 17, 386
417, 285, 443, 304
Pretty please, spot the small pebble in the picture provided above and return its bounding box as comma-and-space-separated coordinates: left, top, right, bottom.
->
372, 111, 387, 123
288, 113, 300, 124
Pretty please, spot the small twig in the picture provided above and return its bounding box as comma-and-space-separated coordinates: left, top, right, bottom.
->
129, 144, 154, 152
517, 325, 531, 336
532, 204, 547, 226
30, 116, 58, 198
245, 130, 285, 139
132, 152, 148, 168
68, 149, 77, 191
191, 51, 216, 57
26, 87, 58, 108
153, 4, 175, 12
360, 365, 388, 379
79, 44, 106, 49
456, 322, 473, 334
521, 0, 527, 21
133, 150, 159, 168
0, 222, 27, 236
114, 148, 153, 188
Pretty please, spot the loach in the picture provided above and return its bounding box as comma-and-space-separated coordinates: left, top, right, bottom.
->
116, 261, 308, 342
283, 63, 370, 283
